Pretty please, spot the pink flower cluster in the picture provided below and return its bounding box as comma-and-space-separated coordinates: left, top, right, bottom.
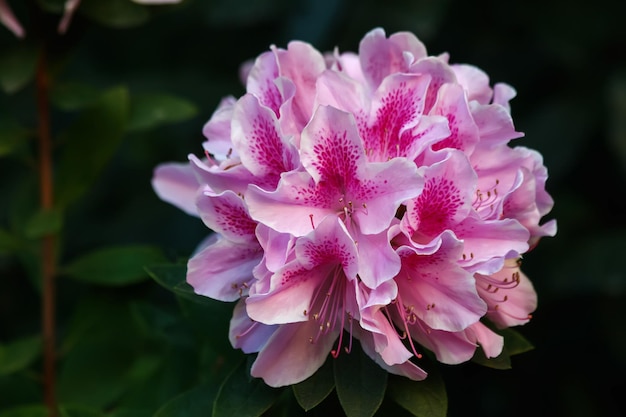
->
153, 28, 556, 388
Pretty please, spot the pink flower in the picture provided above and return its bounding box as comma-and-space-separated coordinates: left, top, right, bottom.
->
153, 27, 556, 387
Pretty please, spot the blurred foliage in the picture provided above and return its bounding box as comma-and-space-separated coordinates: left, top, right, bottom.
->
1, 0, 625, 416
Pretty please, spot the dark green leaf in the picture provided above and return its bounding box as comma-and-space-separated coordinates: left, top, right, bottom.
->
0, 405, 48, 417
501, 328, 534, 356
61, 245, 166, 286
387, 368, 447, 417
0, 119, 32, 157
128, 93, 197, 131
0, 228, 20, 252
333, 341, 388, 417
0, 44, 38, 94
293, 356, 335, 411
24, 208, 63, 239
146, 263, 215, 305
213, 359, 282, 417
59, 405, 103, 417
154, 382, 219, 417
79, 0, 150, 28
51, 82, 101, 111
471, 345, 512, 370
37, 0, 65, 13
55, 86, 129, 208
0, 336, 42, 376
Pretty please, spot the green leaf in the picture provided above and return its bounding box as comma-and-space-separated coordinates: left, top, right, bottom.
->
59, 405, 103, 417
387, 368, 447, 417
0, 228, 20, 252
293, 357, 335, 411
471, 344, 512, 370
37, 0, 66, 13
154, 382, 219, 417
24, 208, 63, 239
0, 336, 42, 376
0, 44, 38, 94
128, 93, 197, 131
61, 245, 166, 286
51, 82, 102, 111
0, 405, 48, 417
0, 119, 32, 157
55, 86, 129, 207
212, 359, 282, 417
78, 0, 150, 28
500, 327, 534, 356
146, 263, 215, 305
333, 341, 388, 417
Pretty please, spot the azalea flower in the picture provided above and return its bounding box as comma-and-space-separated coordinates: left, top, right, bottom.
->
153, 27, 556, 387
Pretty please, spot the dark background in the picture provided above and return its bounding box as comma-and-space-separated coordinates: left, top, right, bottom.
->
1, 0, 625, 416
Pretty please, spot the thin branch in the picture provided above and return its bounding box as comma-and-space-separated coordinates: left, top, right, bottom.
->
36, 45, 57, 417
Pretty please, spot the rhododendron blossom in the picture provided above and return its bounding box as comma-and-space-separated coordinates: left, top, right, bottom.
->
152, 27, 556, 388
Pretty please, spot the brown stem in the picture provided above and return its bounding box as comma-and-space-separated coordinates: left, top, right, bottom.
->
36, 46, 57, 417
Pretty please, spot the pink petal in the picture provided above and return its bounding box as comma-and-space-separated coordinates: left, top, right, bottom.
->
408, 319, 479, 365
195, 189, 257, 243
231, 93, 297, 183
274, 41, 326, 128
0, 0, 25, 38
430, 83, 480, 153
451, 64, 493, 105
58, 0, 81, 34
465, 321, 504, 358
229, 299, 277, 354
396, 231, 487, 332
250, 320, 339, 387
202, 96, 237, 160
410, 57, 457, 113
477, 259, 537, 328
187, 237, 262, 302
151, 162, 201, 217
245, 50, 282, 116
363, 73, 432, 161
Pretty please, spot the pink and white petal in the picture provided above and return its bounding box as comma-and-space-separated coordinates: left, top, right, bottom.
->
492, 82, 517, 112
315, 70, 369, 117
295, 217, 359, 277
195, 189, 257, 243
352, 158, 422, 235
430, 83, 480, 153
188, 154, 257, 195
465, 321, 504, 358
151, 162, 201, 217
402, 115, 451, 162
229, 299, 277, 354
351, 226, 401, 289
479, 261, 537, 328
58, 0, 81, 34
231, 93, 297, 180
397, 233, 487, 332
246, 50, 282, 116
250, 320, 339, 387
469, 102, 524, 147
450, 64, 493, 105
255, 224, 295, 273
246, 263, 326, 325
410, 57, 457, 113
359, 28, 419, 90
404, 150, 476, 240
274, 41, 326, 128
202, 96, 237, 160
300, 105, 367, 185
456, 215, 530, 274
187, 238, 262, 302
409, 321, 478, 365
364, 73, 432, 161
355, 325, 428, 380
359, 306, 413, 365
246, 173, 335, 237
0, 0, 25, 38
